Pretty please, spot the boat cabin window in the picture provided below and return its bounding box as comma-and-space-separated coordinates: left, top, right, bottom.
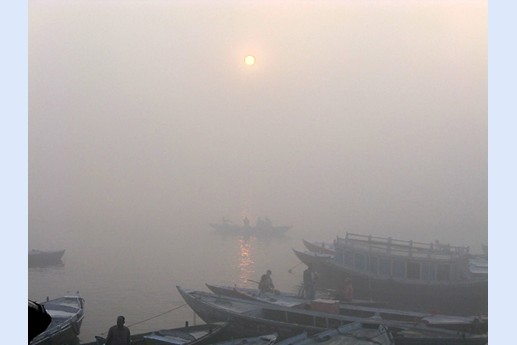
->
354, 253, 366, 271
429, 263, 436, 281
421, 262, 430, 281
406, 261, 420, 280
284, 311, 314, 326
436, 264, 450, 281
315, 316, 327, 328
343, 251, 353, 267
379, 258, 390, 276
368, 256, 378, 274
392, 259, 405, 278
327, 318, 341, 329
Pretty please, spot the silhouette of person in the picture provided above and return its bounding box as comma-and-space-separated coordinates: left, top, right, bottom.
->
106, 315, 130, 345
258, 270, 275, 294
243, 217, 250, 227
303, 265, 318, 299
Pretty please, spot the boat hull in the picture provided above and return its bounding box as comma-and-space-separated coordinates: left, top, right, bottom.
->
177, 287, 336, 340
302, 239, 335, 256
293, 249, 487, 315
30, 295, 85, 345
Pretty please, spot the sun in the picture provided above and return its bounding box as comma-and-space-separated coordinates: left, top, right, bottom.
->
244, 55, 256, 66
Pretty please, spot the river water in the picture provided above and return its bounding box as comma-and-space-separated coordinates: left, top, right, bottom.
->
28, 229, 306, 343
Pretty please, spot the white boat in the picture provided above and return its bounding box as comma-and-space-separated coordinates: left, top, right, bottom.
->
30, 294, 85, 345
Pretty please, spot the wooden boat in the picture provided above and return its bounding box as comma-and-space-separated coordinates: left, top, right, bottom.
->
209, 219, 291, 237
276, 322, 394, 345
293, 233, 488, 315
390, 328, 489, 345
201, 334, 277, 345
302, 239, 336, 256
30, 294, 85, 345
90, 322, 228, 345
205, 283, 307, 308
29, 249, 65, 267
176, 286, 482, 342
205, 284, 487, 334
205, 283, 385, 308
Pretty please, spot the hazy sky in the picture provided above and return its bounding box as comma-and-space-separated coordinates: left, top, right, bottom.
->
29, 0, 487, 250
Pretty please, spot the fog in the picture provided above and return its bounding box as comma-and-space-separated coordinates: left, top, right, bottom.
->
29, 0, 487, 252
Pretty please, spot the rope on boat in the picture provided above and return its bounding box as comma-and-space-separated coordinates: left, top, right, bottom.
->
126, 303, 188, 328
98, 303, 188, 335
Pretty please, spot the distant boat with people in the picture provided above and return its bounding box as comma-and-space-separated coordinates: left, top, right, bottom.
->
209, 217, 292, 237
293, 233, 488, 315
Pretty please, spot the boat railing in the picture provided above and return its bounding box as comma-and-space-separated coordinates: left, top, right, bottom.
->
336, 233, 470, 259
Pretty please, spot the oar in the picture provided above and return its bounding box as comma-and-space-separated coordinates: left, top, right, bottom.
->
288, 262, 303, 274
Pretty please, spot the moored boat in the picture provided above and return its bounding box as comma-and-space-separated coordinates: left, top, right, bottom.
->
209, 218, 291, 237
90, 322, 228, 345
302, 239, 335, 256
200, 333, 277, 345
205, 283, 306, 308
294, 233, 488, 315
176, 286, 482, 342
30, 293, 85, 345
205, 283, 487, 335
29, 249, 65, 267
276, 322, 394, 345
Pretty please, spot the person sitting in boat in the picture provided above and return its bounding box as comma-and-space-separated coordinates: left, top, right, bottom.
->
303, 264, 318, 300
258, 270, 275, 294
335, 277, 354, 302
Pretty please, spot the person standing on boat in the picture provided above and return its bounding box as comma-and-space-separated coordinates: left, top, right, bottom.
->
106, 315, 130, 345
335, 278, 354, 302
303, 264, 318, 299
259, 270, 275, 294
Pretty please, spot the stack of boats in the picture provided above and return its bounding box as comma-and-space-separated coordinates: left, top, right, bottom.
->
75, 232, 487, 344
176, 285, 487, 345
174, 233, 488, 345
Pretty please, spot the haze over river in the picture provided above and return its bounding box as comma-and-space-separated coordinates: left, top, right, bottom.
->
28, 224, 487, 343
29, 228, 308, 342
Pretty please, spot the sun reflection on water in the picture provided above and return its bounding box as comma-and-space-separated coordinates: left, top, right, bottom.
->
238, 237, 255, 285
